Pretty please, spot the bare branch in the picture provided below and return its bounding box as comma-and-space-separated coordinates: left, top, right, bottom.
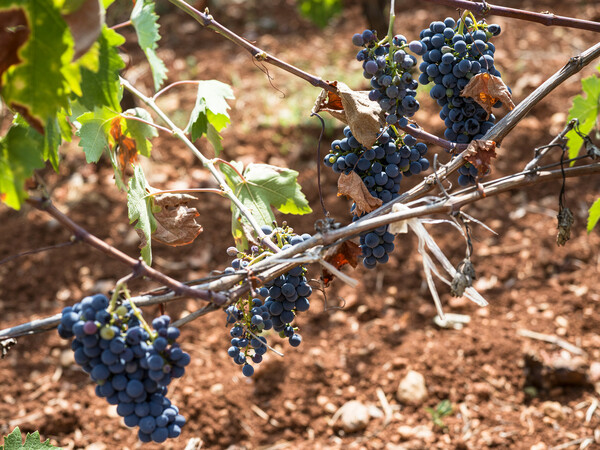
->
25, 196, 227, 305
420, 0, 600, 33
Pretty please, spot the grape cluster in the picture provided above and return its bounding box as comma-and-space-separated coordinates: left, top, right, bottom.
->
324, 126, 430, 204
224, 227, 313, 376
352, 29, 420, 125
58, 294, 188, 443
359, 225, 396, 269
416, 17, 504, 150
324, 126, 430, 269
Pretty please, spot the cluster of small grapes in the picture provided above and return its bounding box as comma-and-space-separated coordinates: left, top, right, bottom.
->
223, 226, 313, 377
324, 126, 429, 204
58, 294, 188, 443
352, 29, 420, 124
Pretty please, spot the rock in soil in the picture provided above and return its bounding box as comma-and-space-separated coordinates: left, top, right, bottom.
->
396, 370, 428, 405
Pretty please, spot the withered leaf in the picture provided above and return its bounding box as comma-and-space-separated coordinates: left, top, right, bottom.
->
460, 72, 515, 116
313, 81, 383, 148
62, 0, 103, 60
337, 171, 382, 216
0, 8, 29, 83
321, 240, 362, 287
151, 193, 203, 246
464, 140, 497, 176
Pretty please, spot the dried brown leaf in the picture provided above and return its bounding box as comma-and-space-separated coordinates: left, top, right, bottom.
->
337, 171, 382, 216
464, 140, 497, 176
313, 81, 383, 148
152, 193, 203, 246
321, 240, 362, 287
460, 73, 515, 116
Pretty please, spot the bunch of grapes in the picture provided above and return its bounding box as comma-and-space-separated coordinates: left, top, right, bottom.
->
223, 226, 313, 377
58, 294, 188, 443
352, 29, 420, 125
324, 125, 430, 269
324, 126, 429, 204
357, 224, 397, 269
414, 16, 506, 185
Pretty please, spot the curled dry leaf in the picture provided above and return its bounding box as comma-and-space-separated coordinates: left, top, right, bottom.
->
337, 171, 382, 216
464, 140, 497, 176
460, 72, 515, 116
321, 240, 362, 287
152, 193, 203, 246
137, 193, 203, 247
313, 81, 383, 148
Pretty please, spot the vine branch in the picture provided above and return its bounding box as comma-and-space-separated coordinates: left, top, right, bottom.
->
4, 160, 598, 339
25, 196, 227, 305
166, 0, 458, 151
419, 0, 600, 33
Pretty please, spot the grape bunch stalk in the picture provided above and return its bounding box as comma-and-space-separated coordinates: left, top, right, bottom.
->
223, 225, 313, 376
58, 294, 189, 443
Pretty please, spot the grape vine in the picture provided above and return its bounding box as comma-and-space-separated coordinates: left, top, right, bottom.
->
0, 0, 599, 446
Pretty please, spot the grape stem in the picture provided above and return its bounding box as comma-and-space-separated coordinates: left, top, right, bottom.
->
420, 0, 600, 33
119, 113, 174, 135
124, 289, 156, 339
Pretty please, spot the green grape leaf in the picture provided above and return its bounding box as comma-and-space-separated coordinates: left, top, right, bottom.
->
0, 0, 73, 133
566, 68, 600, 161
186, 80, 234, 154
588, 198, 600, 233
297, 0, 342, 28
127, 164, 156, 265
206, 123, 223, 154
77, 26, 124, 111
220, 161, 311, 249
131, 0, 167, 90
76, 106, 118, 162
0, 121, 46, 210
123, 107, 157, 158
0, 427, 60, 450
44, 116, 61, 171
57, 108, 73, 142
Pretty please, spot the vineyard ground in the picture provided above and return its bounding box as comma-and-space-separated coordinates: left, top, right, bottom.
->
1, 0, 600, 449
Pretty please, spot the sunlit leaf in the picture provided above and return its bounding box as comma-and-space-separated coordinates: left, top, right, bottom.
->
565, 67, 600, 161
131, 0, 167, 90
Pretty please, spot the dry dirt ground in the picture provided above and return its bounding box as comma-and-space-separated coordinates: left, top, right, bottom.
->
1, 0, 600, 449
